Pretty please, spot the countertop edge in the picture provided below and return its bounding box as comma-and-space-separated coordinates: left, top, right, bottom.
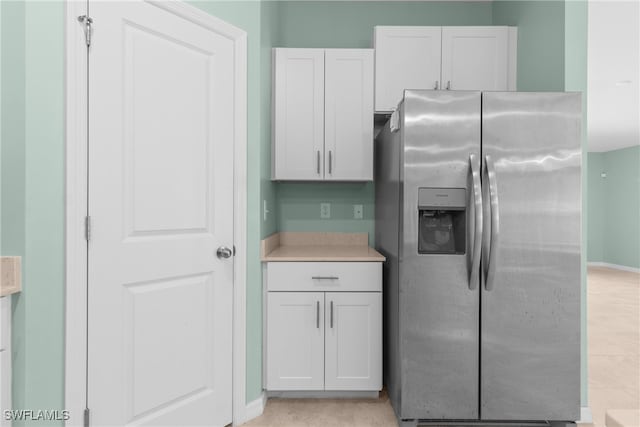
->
260, 232, 386, 262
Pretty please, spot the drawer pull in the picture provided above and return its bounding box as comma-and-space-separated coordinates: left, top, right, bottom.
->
312, 276, 339, 280
316, 301, 320, 329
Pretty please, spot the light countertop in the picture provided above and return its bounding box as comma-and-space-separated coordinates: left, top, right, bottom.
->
261, 232, 385, 262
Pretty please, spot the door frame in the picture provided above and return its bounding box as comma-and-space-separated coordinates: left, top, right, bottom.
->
63, 1, 248, 425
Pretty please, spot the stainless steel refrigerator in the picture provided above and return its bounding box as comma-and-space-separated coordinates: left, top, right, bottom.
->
375, 90, 581, 426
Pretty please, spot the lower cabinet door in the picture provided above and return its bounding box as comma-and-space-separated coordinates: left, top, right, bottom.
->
267, 292, 325, 390
325, 292, 382, 390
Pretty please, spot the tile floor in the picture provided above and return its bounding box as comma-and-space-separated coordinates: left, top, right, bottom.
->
245, 267, 640, 427
243, 391, 397, 427
581, 266, 640, 427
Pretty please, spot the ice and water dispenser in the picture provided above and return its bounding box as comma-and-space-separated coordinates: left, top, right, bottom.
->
418, 188, 466, 255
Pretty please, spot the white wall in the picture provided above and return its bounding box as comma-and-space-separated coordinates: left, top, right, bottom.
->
587, 0, 640, 152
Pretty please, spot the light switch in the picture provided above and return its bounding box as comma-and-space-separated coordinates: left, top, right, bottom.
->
263, 200, 270, 221
1, 257, 21, 296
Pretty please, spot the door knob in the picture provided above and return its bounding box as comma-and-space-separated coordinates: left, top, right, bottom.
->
217, 246, 233, 259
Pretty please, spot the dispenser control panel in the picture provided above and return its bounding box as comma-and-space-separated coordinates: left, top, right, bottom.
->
418, 188, 466, 255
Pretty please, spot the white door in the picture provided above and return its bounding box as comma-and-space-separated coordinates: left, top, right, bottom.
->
324, 49, 374, 181
273, 48, 325, 180
88, 2, 235, 425
325, 292, 382, 391
267, 292, 325, 390
441, 27, 509, 91
374, 26, 442, 112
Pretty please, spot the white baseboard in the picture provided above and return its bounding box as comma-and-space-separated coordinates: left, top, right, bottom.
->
588, 262, 640, 273
234, 392, 266, 426
578, 406, 593, 424
266, 390, 379, 399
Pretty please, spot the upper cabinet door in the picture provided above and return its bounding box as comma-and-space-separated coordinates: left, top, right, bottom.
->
374, 26, 442, 113
324, 49, 374, 181
273, 48, 325, 180
441, 27, 510, 91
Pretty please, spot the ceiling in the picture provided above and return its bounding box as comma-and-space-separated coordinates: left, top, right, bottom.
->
587, 0, 640, 152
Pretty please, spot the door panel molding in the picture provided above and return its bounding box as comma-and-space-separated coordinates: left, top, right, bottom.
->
63, 1, 248, 425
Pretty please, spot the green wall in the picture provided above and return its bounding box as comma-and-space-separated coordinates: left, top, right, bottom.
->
2, 1, 66, 423
601, 146, 640, 268
492, 0, 565, 91
0, 7, 27, 411
274, 1, 493, 243
277, 183, 376, 243
261, 1, 279, 239
588, 147, 640, 269
23, 1, 66, 418
587, 153, 605, 262
278, 0, 492, 48
1, 1, 26, 264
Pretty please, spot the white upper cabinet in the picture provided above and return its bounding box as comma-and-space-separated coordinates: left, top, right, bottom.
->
441, 27, 510, 91
374, 26, 517, 113
272, 48, 374, 181
324, 49, 374, 181
273, 48, 325, 180
374, 26, 442, 113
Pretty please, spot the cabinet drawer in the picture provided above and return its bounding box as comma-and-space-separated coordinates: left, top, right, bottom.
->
267, 262, 381, 292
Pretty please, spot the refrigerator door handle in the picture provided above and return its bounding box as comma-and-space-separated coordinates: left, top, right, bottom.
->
484, 155, 500, 291
468, 154, 483, 290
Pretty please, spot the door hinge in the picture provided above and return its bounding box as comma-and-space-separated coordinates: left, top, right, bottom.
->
83, 408, 90, 427
85, 216, 92, 242
77, 15, 93, 47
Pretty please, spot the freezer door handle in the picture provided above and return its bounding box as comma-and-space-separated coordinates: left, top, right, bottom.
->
483, 155, 500, 291
469, 154, 483, 290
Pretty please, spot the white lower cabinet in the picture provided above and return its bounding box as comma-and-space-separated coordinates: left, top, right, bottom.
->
324, 292, 382, 391
265, 262, 382, 392
267, 292, 325, 390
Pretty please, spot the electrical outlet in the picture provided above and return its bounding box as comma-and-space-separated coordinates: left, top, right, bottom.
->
354, 204, 363, 219
320, 203, 331, 219
263, 200, 270, 221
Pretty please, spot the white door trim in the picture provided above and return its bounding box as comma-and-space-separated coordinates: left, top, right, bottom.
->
63, 1, 248, 425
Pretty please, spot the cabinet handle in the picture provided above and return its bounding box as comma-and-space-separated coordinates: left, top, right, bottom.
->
329, 151, 333, 174
446, 80, 451, 90
330, 301, 334, 328
311, 276, 339, 280
316, 300, 320, 329
433, 80, 439, 90
316, 151, 320, 175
